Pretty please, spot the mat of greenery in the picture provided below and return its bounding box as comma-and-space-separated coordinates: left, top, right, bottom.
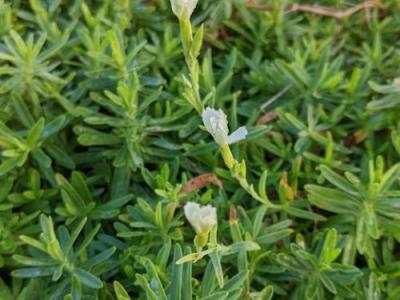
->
0, 0, 400, 299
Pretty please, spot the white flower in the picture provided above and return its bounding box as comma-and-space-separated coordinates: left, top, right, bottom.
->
184, 202, 217, 234
170, 0, 198, 19
202, 107, 248, 145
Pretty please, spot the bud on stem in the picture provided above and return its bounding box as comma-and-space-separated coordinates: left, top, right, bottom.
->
179, 18, 193, 55
220, 144, 235, 169
170, 0, 198, 20
194, 232, 209, 251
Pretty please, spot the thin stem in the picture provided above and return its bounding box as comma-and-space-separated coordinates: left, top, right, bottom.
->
245, 1, 383, 19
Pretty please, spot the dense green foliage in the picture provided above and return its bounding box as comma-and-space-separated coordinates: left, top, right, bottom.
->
1, 0, 400, 299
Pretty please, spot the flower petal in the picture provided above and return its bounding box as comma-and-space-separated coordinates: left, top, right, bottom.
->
202, 107, 229, 145
184, 202, 217, 234
198, 205, 217, 233
184, 202, 200, 224
201, 108, 215, 134
226, 126, 248, 144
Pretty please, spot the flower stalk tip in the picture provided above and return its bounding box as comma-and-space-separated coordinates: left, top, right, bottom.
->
170, 0, 198, 20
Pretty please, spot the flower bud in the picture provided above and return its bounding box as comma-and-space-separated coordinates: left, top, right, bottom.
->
170, 0, 198, 20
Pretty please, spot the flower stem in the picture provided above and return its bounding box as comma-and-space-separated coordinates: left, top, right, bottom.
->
221, 145, 279, 209
220, 144, 234, 169
178, 17, 203, 114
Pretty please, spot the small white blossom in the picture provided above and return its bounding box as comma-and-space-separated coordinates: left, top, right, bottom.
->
170, 0, 198, 19
202, 107, 248, 145
184, 202, 217, 234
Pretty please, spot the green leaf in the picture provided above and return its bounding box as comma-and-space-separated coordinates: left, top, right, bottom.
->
26, 118, 45, 148
320, 229, 341, 265
258, 170, 269, 202
201, 261, 217, 297
223, 241, 260, 255
12, 255, 54, 267
114, 281, 131, 300
220, 271, 248, 292
320, 272, 337, 294
65, 217, 87, 254
77, 132, 121, 146
41, 115, 66, 139
11, 94, 35, 127
379, 164, 400, 193
170, 244, 183, 300
0, 157, 21, 176
31, 148, 52, 168
74, 268, 103, 289
209, 252, 224, 288
176, 253, 199, 265
12, 267, 56, 278
259, 286, 274, 300
369, 79, 400, 94
19, 235, 47, 253
257, 230, 293, 245
320, 165, 358, 196
111, 165, 130, 199
199, 292, 229, 300
182, 247, 193, 300
136, 274, 158, 300
306, 185, 361, 215
284, 206, 326, 221
75, 224, 101, 256
368, 95, 400, 111
45, 144, 75, 169
71, 275, 82, 300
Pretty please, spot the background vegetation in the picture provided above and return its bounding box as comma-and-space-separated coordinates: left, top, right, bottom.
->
0, 0, 400, 299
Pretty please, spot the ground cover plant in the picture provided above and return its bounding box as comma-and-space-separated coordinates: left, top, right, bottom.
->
0, 0, 400, 299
